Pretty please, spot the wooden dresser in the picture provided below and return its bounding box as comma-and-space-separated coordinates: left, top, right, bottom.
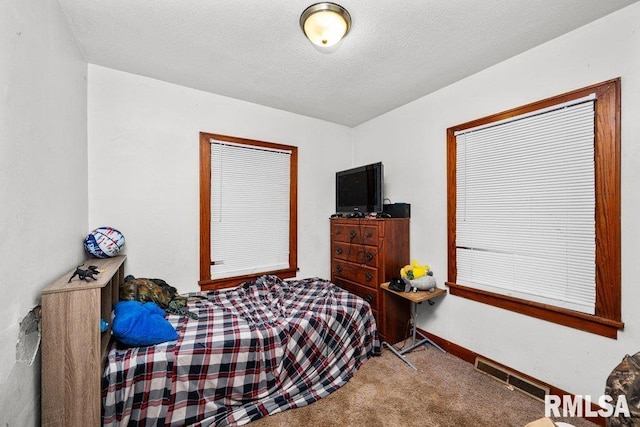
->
41, 255, 126, 427
330, 218, 410, 344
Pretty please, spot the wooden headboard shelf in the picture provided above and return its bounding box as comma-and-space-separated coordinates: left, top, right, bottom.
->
41, 255, 126, 427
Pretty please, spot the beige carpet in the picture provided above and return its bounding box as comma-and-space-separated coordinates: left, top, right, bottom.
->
251, 343, 596, 427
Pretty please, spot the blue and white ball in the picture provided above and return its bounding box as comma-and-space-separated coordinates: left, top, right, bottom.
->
83, 227, 125, 258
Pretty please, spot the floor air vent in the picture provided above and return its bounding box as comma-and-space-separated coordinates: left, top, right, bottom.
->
474, 357, 550, 402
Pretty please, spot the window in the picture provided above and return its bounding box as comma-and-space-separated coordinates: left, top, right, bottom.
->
446, 79, 622, 338
199, 133, 298, 290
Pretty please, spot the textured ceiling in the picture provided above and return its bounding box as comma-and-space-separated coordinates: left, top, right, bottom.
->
57, 0, 638, 127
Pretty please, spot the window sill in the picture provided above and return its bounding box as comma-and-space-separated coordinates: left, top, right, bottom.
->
446, 282, 624, 339
199, 268, 298, 291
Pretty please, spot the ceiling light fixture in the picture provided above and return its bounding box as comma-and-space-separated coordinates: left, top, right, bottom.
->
300, 2, 351, 48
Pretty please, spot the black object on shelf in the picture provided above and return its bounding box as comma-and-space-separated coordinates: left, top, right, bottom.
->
383, 203, 411, 218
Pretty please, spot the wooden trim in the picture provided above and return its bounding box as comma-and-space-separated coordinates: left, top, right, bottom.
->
593, 80, 622, 322
446, 79, 622, 338
446, 127, 458, 284
289, 146, 299, 274
199, 133, 212, 283
198, 132, 298, 288
417, 329, 606, 427
447, 79, 620, 134
446, 282, 623, 338
203, 132, 296, 152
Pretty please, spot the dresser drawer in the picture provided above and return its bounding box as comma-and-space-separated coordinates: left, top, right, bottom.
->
332, 260, 378, 288
333, 241, 379, 267
333, 277, 378, 308
332, 223, 378, 245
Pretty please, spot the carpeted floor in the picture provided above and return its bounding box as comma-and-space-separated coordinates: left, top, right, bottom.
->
251, 343, 596, 427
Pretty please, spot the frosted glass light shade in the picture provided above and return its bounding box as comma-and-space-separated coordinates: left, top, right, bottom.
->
300, 3, 351, 47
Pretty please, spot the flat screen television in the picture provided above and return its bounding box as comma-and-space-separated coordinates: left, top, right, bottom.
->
335, 162, 384, 215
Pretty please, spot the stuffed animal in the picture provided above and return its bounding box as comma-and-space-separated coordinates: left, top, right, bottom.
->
400, 260, 437, 292
409, 275, 437, 292
400, 259, 432, 280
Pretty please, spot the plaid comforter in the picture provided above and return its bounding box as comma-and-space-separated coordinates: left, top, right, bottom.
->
102, 275, 380, 426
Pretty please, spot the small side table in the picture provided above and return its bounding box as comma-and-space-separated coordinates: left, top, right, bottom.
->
380, 283, 446, 370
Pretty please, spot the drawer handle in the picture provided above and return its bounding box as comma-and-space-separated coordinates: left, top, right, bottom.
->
365, 273, 373, 282
365, 252, 373, 261
364, 293, 373, 303
365, 232, 372, 238
349, 230, 357, 239
336, 264, 343, 273
336, 247, 343, 255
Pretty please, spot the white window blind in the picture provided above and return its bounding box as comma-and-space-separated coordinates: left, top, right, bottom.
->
455, 96, 596, 314
210, 140, 291, 279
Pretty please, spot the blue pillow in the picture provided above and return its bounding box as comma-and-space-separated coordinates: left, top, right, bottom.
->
112, 300, 178, 346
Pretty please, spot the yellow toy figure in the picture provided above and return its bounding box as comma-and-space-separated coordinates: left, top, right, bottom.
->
400, 260, 436, 292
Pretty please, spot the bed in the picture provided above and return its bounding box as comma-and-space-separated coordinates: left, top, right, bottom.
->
102, 274, 380, 426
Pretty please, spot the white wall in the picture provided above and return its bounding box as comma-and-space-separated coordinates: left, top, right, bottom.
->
87, 66, 352, 292
353, 3, 640, 399
0, 0, 88, 424
5, 1, 632, 421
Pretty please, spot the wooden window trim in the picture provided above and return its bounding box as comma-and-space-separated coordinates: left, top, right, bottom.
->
446, 78, 622, 338
199, 132, 298, 291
